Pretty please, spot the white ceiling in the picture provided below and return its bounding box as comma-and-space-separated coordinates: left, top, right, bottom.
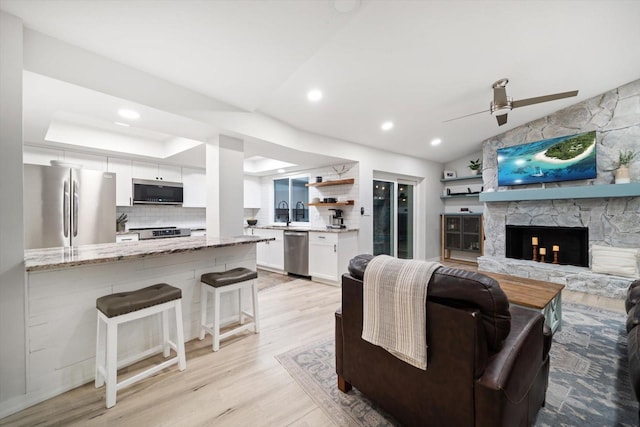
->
3, 0, 640, 164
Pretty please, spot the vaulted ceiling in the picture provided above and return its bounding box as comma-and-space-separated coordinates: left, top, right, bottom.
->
2, 0, 640, 164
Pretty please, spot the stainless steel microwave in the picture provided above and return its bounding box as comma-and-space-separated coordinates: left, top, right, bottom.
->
132, 179, 183, 205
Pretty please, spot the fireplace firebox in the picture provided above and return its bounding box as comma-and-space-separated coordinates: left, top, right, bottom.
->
505, 225, 589, 267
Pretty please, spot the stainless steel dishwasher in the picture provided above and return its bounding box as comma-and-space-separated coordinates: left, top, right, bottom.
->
284, 230, 309, 276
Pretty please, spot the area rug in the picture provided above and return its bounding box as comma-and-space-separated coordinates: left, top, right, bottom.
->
276, 304, 638, 427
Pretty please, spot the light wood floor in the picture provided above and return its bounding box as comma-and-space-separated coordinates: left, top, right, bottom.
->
0, 265, 625, 426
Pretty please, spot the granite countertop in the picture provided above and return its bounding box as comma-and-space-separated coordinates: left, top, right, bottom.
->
249, 225, 359, 233
25, 235, 273, 272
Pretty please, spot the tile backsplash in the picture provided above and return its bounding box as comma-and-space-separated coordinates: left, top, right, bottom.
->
253, 162, 359, 229
117, 205, 205, 230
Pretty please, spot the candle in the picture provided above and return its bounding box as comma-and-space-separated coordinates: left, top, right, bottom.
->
552, 245, 559, 252
532, 237, 538, 245
539, 247, 546, 255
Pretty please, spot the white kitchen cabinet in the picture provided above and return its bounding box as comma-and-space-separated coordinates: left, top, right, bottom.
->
23, 145, 63, 166
309, 231, 358, 285
182, 167, 207, 208
255, 229, 284, 272
244, 176, 262, 208
107, 157, 133, 206
63, 151, 108, 171
132, 161, 182, 182
116, 233, 139, 243
191, 229, 206, 237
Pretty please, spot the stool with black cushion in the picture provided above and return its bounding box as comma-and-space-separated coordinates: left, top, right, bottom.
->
200, 267, 260, 351
95, 283, 186, 408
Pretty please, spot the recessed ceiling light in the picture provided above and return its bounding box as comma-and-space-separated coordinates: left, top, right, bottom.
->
114, 121, 130, 127
307, 89, 323, 102
431, 138, 442, 146
277, 169, 285, 173
381, 121, 394, 131
118, 109, 140, 120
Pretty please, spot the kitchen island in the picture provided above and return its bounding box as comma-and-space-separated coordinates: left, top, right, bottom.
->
20, 235, 273, 413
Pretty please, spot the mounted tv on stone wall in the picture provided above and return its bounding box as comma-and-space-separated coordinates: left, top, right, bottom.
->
497, 130, 597, 186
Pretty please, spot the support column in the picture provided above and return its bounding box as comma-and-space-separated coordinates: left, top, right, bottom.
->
206, 135, 244, 237
0, 11, 27, 409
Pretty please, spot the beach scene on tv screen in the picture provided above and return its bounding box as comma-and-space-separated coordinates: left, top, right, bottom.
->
497, 131, 597, 186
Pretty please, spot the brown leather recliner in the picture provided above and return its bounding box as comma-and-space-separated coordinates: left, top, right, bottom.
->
335, 255, 552, 427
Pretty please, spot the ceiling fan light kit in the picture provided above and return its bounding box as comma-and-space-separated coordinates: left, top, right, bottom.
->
445, 78, 578, 126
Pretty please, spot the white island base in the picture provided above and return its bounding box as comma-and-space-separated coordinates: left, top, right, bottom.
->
12, 241, 260, 417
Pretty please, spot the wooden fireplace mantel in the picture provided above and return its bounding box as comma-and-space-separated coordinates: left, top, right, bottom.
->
479, 183, 640, 202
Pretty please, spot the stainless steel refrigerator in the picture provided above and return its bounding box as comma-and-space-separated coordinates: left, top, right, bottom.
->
24, 164, 116, 249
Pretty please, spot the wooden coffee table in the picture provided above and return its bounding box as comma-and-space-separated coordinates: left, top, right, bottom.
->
481, 272, 565, 333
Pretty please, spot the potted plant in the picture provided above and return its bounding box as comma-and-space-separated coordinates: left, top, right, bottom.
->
615, 149, 637, 184
468, 159, 482, 175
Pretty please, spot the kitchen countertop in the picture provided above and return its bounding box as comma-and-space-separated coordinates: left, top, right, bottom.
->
248, 225, 359, 233
25, 235, 273, 272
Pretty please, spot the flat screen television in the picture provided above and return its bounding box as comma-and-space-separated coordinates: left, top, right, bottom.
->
497, 131, 597, 186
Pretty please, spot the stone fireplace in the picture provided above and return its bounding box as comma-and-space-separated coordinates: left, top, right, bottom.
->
475, 79, 640, 299
505, 225, 589, 267
479, 198, 639, 298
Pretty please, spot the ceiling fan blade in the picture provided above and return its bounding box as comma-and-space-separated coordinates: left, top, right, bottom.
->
496, 114, 508, 126
443, 109, 490, 123
512, 90, 578, 108
493, 86, 508, 105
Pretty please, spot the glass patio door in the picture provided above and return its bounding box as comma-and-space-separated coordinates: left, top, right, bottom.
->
373, 179, 414, 259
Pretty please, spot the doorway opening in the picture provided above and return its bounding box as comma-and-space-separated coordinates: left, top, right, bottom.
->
373, 179, 415, 259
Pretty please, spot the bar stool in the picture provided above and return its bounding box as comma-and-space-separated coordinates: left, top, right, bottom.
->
199, 267, 259, 351
95, 283, 186, 408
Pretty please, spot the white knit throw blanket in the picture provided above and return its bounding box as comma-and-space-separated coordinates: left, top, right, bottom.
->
361, 255, 442, 370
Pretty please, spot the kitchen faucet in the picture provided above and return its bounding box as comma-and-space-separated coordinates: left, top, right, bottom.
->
295, 201, 305, 222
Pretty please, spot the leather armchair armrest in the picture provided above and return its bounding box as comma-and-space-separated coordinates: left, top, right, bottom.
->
542, 323, 552, 359
628, 325, 640, 401
476, 305, 545, 405
335, 307, 344, 377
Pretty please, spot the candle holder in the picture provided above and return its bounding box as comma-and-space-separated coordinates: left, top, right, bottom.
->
532, 245, 538, 262
553, 249, 559, 264
539, 247, 547, 263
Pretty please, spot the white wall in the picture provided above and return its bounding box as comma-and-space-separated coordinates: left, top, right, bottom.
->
443, 149, 483, 178
255, 162, 360, 229
0, 10, 26, 408
22, 31, 446, 260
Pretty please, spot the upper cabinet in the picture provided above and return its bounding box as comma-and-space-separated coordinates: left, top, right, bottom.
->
107, 158, 133, 206
182, 167, 206, 208
63, 151, 108, 171
132, 161, 181, 182
23, 146, 63, 166
23, 146, 108, 171
244, 176, 261, 208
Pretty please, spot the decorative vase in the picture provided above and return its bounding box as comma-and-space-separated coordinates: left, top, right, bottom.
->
615, 166, 631, 184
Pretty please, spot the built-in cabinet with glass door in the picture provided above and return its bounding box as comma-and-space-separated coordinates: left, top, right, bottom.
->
441, 214, 483, 262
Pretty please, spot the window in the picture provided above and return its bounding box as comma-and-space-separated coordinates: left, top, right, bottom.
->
274, 177, 309, 223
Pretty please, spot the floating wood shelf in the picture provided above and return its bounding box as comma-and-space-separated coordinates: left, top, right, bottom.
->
440, 194, 481, 200
440, 175, 482, 182
306, 178, 355, 187
307, 200, 355, 206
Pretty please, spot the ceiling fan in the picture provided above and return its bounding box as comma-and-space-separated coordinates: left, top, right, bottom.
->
444, 78, 578, 126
